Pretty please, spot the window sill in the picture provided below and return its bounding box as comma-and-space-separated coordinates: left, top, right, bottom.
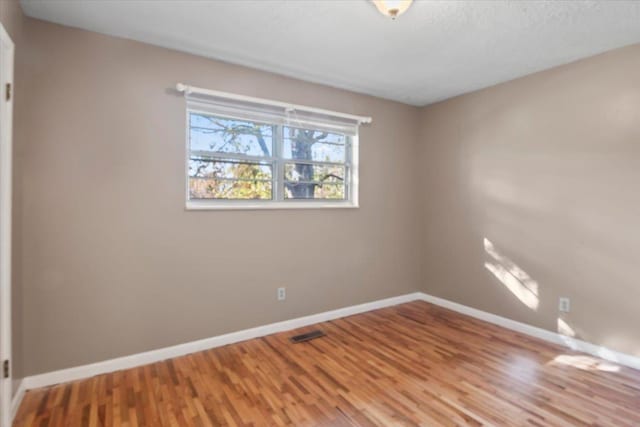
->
185, 200, 359, 211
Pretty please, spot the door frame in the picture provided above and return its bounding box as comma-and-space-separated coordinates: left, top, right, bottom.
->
0, 21, 14, 427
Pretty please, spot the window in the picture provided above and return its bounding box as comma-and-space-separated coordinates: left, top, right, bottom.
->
182, 88, 366, 209
188, 114, 275, 201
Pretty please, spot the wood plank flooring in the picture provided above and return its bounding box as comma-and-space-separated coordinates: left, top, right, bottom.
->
13, 301, 640, 426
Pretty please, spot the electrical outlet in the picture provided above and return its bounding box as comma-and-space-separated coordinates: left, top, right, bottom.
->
559, 297, 570, 313
277, 287, 286, 301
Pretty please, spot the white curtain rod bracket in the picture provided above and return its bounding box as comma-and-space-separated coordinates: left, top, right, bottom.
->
175, 83, 372, 125
176, 83, 192, 95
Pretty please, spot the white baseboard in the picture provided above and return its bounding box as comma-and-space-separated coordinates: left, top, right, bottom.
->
417, 292, 640, 371
22, 292, 422, 390
10, 379, 25, 422
17, 290, 640, 397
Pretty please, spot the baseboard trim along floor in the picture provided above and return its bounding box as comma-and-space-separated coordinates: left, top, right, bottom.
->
416, 293, 640, 371
20, 293, 421, 391
12, 291, 640, 423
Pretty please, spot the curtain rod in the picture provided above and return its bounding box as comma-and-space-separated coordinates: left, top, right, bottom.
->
176, 83, 373, 125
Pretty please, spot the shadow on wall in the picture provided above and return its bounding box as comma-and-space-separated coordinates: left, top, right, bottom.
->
483, 238, 539, 310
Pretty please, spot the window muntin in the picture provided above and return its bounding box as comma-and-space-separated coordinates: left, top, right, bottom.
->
187, 110, 356, 207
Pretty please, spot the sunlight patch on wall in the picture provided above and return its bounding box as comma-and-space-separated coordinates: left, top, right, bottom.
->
553, 318, 619, 371
548, 355, 620, 372
556, 323, 579, 351
557, 318, 576, 337
484, 238, 539, 310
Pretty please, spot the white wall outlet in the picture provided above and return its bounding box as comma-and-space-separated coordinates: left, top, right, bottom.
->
277, 287, 286, 301
559, 297, 570, 313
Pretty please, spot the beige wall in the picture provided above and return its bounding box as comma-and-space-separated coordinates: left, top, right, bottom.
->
0, 0, 24, 395
17, 18, 422, 375
9, 8, 640, 377
419, 44, 640, 357
0, 0, 22, 39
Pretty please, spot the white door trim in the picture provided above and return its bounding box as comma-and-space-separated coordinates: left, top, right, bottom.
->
0, 21, 14, 427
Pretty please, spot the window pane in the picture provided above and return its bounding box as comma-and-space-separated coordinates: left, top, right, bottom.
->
189, 158, 272, 181
284, 163, 345, 183
189, 159, 272, 200
283, 126, 346, 162
189, 113, 273, 157
189, 178, 272, 200
284, 182, 345, 200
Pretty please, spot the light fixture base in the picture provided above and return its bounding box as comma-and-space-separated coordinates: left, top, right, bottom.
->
372, 0, 413, 20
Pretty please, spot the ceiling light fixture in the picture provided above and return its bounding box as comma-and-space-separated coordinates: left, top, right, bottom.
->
372, 0, 413, 20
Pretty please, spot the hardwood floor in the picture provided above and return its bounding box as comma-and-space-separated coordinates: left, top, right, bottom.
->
13, 301, 640, 426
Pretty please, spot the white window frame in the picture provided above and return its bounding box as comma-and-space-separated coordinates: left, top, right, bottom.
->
180, 86, 367, 210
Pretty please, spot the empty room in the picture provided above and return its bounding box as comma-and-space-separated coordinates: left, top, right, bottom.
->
1, 0, 639, 425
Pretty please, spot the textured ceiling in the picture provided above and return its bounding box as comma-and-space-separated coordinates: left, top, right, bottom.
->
19, 0, 640, 106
